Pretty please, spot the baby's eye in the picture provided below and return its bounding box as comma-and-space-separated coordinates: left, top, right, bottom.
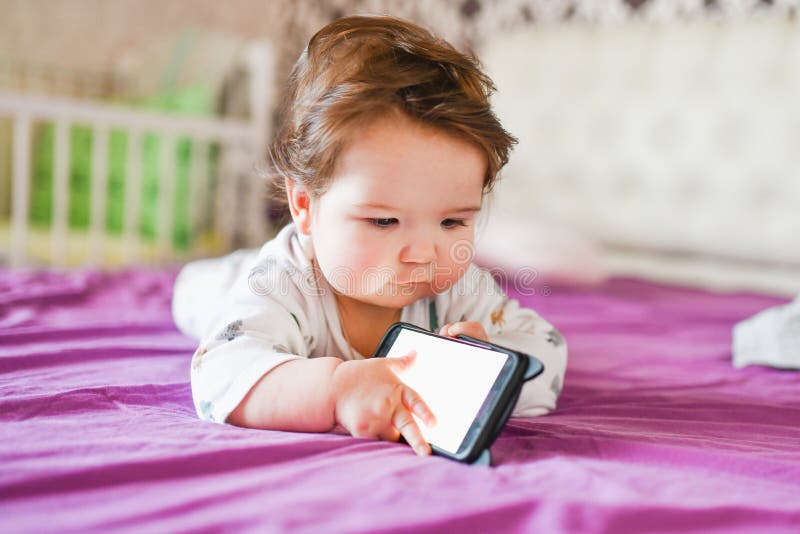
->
441, 218, 467, 229
369, 218, 398, 228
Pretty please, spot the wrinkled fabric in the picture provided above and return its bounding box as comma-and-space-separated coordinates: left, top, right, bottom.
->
1, 269, 798, 533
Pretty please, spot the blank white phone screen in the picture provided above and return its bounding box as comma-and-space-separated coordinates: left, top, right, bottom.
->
386, 328, 508, 454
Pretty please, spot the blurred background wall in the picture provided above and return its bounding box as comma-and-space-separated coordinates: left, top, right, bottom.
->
4, 0, 796, 86
1, 0, 798, 294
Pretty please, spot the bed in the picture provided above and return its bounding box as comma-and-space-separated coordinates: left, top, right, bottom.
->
2, 267, 798, 533
3, 7, 800, 533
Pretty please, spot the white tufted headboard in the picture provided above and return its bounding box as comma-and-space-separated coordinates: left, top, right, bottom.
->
483, 19, 800, 295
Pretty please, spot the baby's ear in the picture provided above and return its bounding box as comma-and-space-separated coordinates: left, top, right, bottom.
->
285, 178, 313, 235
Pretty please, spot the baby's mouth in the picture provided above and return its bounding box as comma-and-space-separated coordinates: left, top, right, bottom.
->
400, 270, 435, 285
399, 278, 432, 286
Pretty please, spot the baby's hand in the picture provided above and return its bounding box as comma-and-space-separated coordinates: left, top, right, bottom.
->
438, 321, 489, 342
331, 350, 435, 456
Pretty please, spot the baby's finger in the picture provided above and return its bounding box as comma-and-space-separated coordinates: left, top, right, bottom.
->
401, 385, 436, 427
377, 425, 401, 443
386, 349, 416, 372
450, 321, 489, 341
392, 404, 430, 456
448, 321, 467, 334
440, 322, 478, 338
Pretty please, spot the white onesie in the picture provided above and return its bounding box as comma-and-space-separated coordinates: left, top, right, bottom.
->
172, 222, 567, 424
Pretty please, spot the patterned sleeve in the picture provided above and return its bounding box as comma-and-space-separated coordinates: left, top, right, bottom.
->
186, 254, 316, 424
442, 263, 568, 417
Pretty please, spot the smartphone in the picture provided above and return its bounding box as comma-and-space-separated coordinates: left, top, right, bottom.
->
374, 322, 543, 463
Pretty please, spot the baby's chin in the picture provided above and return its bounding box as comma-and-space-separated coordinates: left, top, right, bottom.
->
358, 282, 439, 308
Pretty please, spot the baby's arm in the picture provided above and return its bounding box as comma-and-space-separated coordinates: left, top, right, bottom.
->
228, 350, 435, 456
178, 251, 434, 454
227, 356, 342, 431
191, 302, 434, 454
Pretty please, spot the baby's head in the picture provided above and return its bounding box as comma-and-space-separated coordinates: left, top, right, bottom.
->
269, 15, 516, 308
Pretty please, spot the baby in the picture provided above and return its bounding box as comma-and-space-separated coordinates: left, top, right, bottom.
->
172, 15, 567, 457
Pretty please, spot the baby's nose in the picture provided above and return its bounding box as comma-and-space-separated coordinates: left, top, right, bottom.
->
400, 239, 436, 265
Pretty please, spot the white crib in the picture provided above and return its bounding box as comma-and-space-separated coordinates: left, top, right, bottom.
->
0, 42, 276, 269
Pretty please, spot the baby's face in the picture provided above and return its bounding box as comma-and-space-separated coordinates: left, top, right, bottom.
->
308, 113, 486, 310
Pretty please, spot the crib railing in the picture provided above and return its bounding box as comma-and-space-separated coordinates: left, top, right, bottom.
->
0, 89, 273, 268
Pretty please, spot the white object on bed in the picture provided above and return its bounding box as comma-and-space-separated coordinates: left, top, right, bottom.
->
482, 19, 800, 295
733, 294, 800, 370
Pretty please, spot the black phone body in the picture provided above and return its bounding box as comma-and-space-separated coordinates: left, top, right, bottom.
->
374, 322, 543, 464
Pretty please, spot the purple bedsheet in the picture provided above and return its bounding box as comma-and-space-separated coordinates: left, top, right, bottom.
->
1, 268, 798, 533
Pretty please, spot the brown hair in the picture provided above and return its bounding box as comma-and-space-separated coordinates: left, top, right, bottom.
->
268, 15, 516, 204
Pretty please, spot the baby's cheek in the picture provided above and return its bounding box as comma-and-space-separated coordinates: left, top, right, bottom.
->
311, 226, 364, 293
349, 250, 396, 294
